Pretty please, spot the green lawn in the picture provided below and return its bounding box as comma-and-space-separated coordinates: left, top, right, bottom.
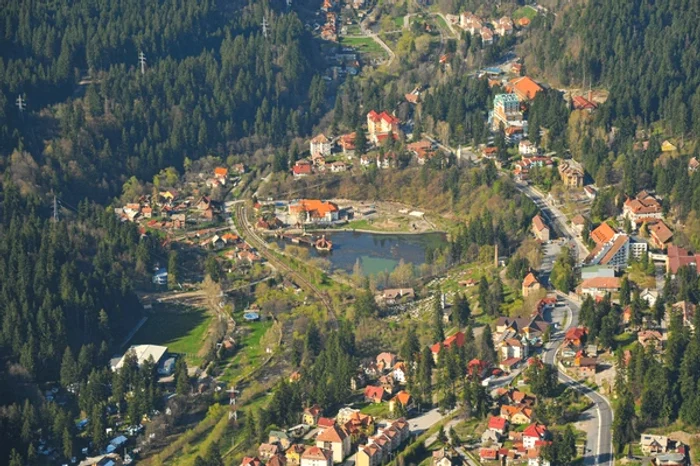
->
513, 5, 538, 21
359, 401, 392, 418
219, 320, 274, 384
434, 15, 448, 32
339, 36, 386, 56
130, 306, 212, 366
393, 16, 404, 29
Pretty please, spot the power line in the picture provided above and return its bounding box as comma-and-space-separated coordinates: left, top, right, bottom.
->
138, 51, 147, 75
262, 17, 269, 39
16, 95, 26, 112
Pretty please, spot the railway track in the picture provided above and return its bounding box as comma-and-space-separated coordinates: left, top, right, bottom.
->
233, 204, 338, 329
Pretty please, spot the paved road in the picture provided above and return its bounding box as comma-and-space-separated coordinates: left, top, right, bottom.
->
542, 294, 614, 466
511, 179, 612, 465
514, 181, 590, 262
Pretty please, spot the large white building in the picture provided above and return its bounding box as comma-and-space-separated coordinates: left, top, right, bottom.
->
584, 233, 647, 270
110, 344, 169, 372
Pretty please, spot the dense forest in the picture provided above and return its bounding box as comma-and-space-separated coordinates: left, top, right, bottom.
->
525, 0, 700, 134
0, 183, 164, 463
0, 0, 323, 201
0, 0, 326, 463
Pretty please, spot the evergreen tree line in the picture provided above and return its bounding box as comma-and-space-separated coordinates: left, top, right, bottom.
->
0, 184, 164, 464
2, 3, 322, 202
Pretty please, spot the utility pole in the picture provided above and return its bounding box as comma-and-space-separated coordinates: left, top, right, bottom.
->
16, 95, 26, 113
262, 16, 269, 39
138, 51, 147, 75
53, 195, 59, 222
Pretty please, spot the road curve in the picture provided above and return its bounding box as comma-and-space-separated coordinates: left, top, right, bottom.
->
543, 295, 614, 466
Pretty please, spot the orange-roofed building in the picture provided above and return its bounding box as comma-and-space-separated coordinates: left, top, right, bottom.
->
564, 327, 587, 347
532, 214, 550, 242
508, 76, 543, 100
431, 331, 465, 363
590, 222, 617, 245
289, 200, 339, 224
214, 167, 229, 179
522, 272, 541, 298
364, 386, 385, 404
301, 447, 332, 466
389, 390, 413, 413
579, 276, 621, 297
649, 220, 673, 250
316, 425, 351, 463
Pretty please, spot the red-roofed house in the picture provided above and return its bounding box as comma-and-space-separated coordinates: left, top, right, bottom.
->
564, 327, 587, 347
579, 277, 621, 297
316, 425, 351, 463
522, 272, 541, 298
572, 93, 597, 111
487, 416, 508, 435
293, 160, 313, 178
650, 220, 674, 250
318, 417, 335, 429
301, 447, 333, 466
431, 332, 466, 363
667, 244, 700, 275
479, 448, 499, 462
623, 192, 663, 224
590, 223, 617, 245
242, 457, 264, 466
508, 76, 543, 101
367, 111, 400, 145
532, 214, 550, 242
364, 386, 386, 404
522, 424, 549, 449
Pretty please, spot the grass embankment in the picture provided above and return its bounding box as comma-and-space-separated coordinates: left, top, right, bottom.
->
131, 306, 213, 366
513, 5, 538, 21
339, 36, 387, 57
218, 321, 276, 384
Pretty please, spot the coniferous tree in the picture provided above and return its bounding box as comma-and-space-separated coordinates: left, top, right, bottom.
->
478, 325, 497, 363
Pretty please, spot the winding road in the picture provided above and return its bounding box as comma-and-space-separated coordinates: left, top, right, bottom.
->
514, 181, 614, 465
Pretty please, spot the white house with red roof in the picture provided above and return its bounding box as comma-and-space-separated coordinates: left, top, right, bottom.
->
366, 110, 400, 145
487, 416, 508, 436
316, 424, 351, 463
301, 447, 333, 466
522, 423, 549, 449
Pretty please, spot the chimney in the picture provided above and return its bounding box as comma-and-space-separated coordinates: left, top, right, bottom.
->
588, 89, 593, 102
494, 243, 499, 268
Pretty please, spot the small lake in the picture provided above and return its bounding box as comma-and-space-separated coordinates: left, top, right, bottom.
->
276, 231, 447, 275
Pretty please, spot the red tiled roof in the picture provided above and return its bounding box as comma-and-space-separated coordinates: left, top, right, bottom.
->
488, 416, 507, 431
522, 272, 539, 288
532, 214, 547, 233
590, 222, 616, 245
523, 423, 548, 439
667, 244, 700, 274
650, 220, 673, 245
364, 385, 385, 401
509, 76, 543, 100
580, 277, 621, 290
367, 110, 400, 125
572, 96, 597, 110
317, 424, 347, 442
